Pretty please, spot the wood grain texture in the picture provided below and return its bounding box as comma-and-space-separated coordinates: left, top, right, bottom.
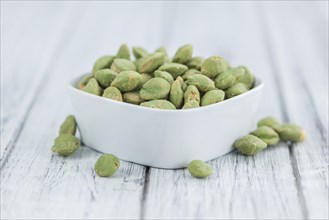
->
260, 3, 328, 218
1, 1, 328, 219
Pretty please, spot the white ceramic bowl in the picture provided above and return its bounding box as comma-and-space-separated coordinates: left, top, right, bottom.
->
68, 75, 264, 169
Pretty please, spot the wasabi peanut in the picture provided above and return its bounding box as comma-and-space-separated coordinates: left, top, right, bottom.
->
140, 100, 176, 110
276, 123, 306, 142
172, 44, 193, 64
225, 83, 249, 98
154, 70, 174, 84
186, 57, 204, 70
158, 63, 188, 79
186, 74, 215, 92
79, 44, 257, 110
182, 69, 201, 80
138, 52, 166, 73
201, 55, 230, 78
110, 58, 136, 72
92, 56, 115, 73
94, 154, 120, 177
94, 69, 118, 88
110, 71, 142, 92
187, 160, 213, 178
201, 89, 225, 106
234, 135, 267, 156
78, 74, 93, 89
59, 115, 77, 136
184, 85, 200, 104
169, 79, 184, 108
251, 126, 280, 145
123, 91, 143, 105
116, 44, 131, 60
182, 100, 200, 109
133, 47, 149, 59
52, 134, 80, 156
102, 86, 123, 102
52, 115, 80, 157
140, 78, 171, 100
257, 116, 281, 130
82, 78, 103, 96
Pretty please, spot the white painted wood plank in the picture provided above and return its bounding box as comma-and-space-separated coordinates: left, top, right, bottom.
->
143, 2, 304, 219
1, 2, 80, 160
1, 2, 168, 219
260, 2, 328, 219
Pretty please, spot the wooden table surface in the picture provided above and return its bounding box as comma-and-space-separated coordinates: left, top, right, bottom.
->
1, 1, 328, 219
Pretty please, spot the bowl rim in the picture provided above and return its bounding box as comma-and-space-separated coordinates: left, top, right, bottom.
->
68, 73, 264, 113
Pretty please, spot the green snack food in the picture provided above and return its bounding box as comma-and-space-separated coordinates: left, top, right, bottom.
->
169, 79, 184, 108
155, 47, 171, 63
182, 82, 188, 92
184, 85, 200, 104
133, 47, 148, 59
235, 66, 254, 89
94, 69, 118, 88
187, 160, 213, 178
78, 74, 93, 89
234, 134, 267, 156
251, 126, 280, 145
59, 115, 76, 136
140, 78, 171, 100
201, 55, 230, 78
102, 86, 123, 102
158, 63, 188, 79
276, 123, 306, 142
154, 70, 174, 84
116, 44, 130, 60
92, 56, 115, 73
186, 57, 204, 70
182, 100, 200, 109
110, 71, 142, 92
155, 47, 167, 55
186, 74, 215, 92
201, 89, 225, 106
135, 56, 148, 71
172, 44, 193, 64
52, 134, 80, 156
139, 73, 153, 89
82, 78, 103, 96
182, 69, 201, 80
140, 100, 176, 110
214, 67, 244, 90
123, 91, 143, 105
225, 83, 249, 98
138, 53, 166, 73
257, 116, 281, 129
176, 76, 184, 86
94, 154, 120, 177
111, 58, 136, 72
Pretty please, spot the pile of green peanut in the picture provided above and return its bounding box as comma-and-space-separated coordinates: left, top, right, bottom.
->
78, 44, 255, 110
51, 115, 305, 178
234, 116, 306, 156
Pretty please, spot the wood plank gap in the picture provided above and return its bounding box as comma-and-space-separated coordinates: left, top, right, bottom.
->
256, 5, 309, 219
0, 5, 84, 170
140, 166, 150, 220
